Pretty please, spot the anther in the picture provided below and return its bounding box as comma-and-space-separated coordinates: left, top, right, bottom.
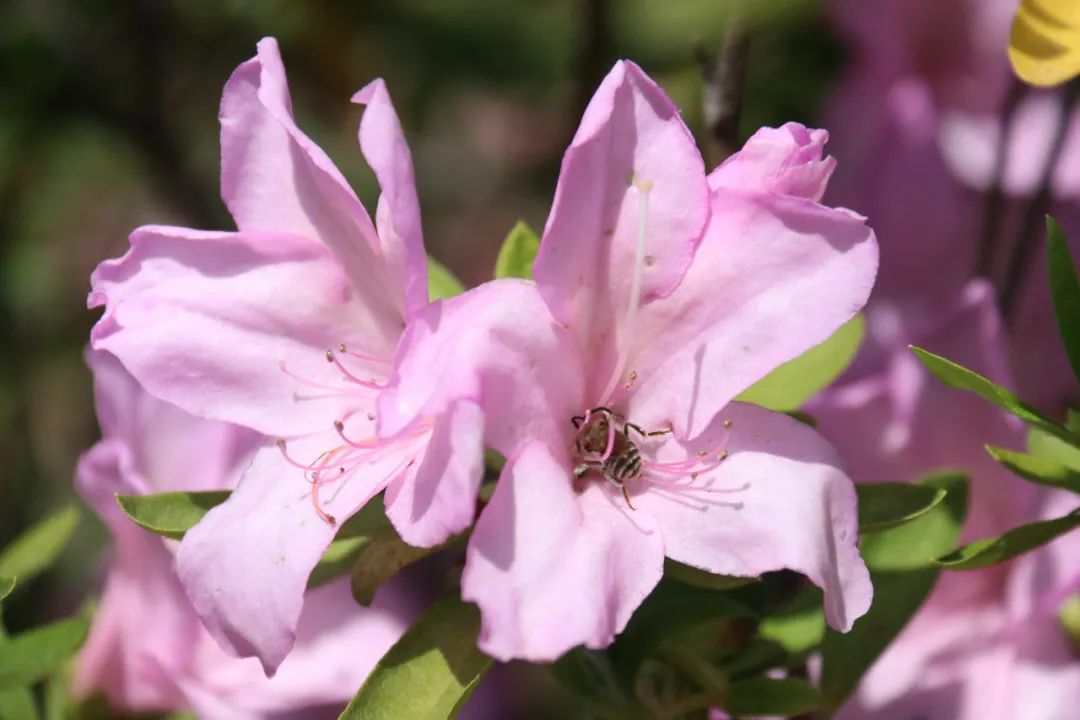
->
718, 449, 729, 461
723, 420, 733, 429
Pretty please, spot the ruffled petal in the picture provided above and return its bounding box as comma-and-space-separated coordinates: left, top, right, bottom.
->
633, 402, 872, 631
383, 398, 485, 547
219, 38, 400, 313
708, 122, 836, 201
352, 80, 428, 319
533, 60, 709, 400
626, 189, 878, 438
461, 441, 664, 661
175, 425, 421, 674
89, 225, 399, 437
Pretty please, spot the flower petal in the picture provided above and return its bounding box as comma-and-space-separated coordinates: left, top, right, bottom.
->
384, 398, 485, 547
708, 122, 837, 201
89, 225, 399, 437
462, 440, 664, 661
378, 279, 584, 457
627, 189, 878, 438
219, 39, 396, 304
633, 402, 872, 631
175, 426, 420, 674
533, 60, 709, 399
352, 80, 429, 320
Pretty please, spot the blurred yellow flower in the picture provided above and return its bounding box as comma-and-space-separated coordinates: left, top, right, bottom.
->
1009, 0, 1080, 87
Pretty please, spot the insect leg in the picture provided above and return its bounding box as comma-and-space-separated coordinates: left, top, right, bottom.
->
626, 422, 673, 439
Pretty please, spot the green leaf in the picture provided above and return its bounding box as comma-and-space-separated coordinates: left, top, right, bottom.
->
609, 579, 756, 680
0, 618, 89, 691
911, 346, 1080, 448
551, 648, 640, 719
428, 256, 465, 301
0, 578, 13, 603
724, 677, 822, 717
0, 507, 79, 584
936, 511, 1080, 570
1030, 426, 1080, 471
758, 586, 825, 656
987, 445, 1080, 494
661, 559, 758, 591
856, 482, 947, 532
307, 497, 394, 590
820, 471, 968, 709
1059, 593, 1080, 654
493, 221, 540, 280
737, 316, 864, 412
0, 688, 38, 720
1047, 216, 1080, 386
115, 491, 230, 541
350, 528, 466, 606
339, 595, 492, 719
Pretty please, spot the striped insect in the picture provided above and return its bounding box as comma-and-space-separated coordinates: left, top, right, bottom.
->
571, 407, 671, 509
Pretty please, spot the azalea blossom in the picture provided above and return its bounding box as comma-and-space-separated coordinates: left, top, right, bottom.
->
810, 283, 1080, 718
826, 0, 1080, 412
377, 61, 878, 661
74, 350, 410, 719
88, 37, 462, 674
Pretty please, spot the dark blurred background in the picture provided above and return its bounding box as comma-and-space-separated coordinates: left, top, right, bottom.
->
0, 0, 837, 636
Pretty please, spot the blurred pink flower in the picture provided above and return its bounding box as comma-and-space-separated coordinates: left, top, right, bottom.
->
811, 283, 1080, 718
74, 351, 410, 719
827, 0, 1080, 412
88, 37, 456, 674
377, 62, 879, 661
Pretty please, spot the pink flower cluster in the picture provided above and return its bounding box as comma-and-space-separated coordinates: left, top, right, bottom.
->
83, 36, 883, 714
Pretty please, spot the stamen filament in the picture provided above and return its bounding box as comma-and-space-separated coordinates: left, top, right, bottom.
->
326, 350, 384, 390
599, 181, 651, 404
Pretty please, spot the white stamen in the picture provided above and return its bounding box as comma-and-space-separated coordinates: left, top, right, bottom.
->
600, 179, 652, 403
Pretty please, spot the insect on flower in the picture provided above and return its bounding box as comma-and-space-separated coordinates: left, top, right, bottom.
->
571, 407, 674, 510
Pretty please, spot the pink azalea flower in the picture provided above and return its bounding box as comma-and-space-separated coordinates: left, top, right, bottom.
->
825, 0, 1080, 412
811, 283, 1080, 718
74, 351, 410, 719
377, 62, 878, 661
88, 38, 457, 674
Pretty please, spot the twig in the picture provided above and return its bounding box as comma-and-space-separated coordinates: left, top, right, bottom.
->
696, 20, 750, 167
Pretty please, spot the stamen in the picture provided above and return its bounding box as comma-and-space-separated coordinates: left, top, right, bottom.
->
599, 180, 652, 404
278, 361, 358, 394
600, 418, 617, 462
326, 349, 384, 391
337, 343, 392, 365
310, 470, 340, 526
334, 419, 385, 449
276, 438, 315, 471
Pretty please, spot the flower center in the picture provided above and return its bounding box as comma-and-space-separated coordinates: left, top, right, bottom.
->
274, 343, 421, 526
569, 408, 744, 511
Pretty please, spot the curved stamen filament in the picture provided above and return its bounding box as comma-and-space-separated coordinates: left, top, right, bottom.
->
279, 361, 364, 394
600, 419, 617, 462
326, 350, 384, 390
337, 343, 392, 366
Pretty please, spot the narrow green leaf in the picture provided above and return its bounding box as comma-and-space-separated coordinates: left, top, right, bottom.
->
936, 511, 1080, 570
737, 316, 864, 412
0, 688, 38, 720
820, 472, 968, 709
551, 648, 641, 719
0, 619, 89, 691
493, 221, 540, 280
350, 529, 466, 606
1046, 216, 1080, 386
115, 491, 230, 541
0, 578, 14, 603
987, 445, 1080, 494
725, 677, 822, 716
856, 482, 947, 532
1059, 594, 1080, 655
0, 507, 79, 584
662, 559, 758, 591
428, 256, 465, 301
339, 596, 492, 719
911, 346, 1080, 447
1030, 426, 1080, 470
